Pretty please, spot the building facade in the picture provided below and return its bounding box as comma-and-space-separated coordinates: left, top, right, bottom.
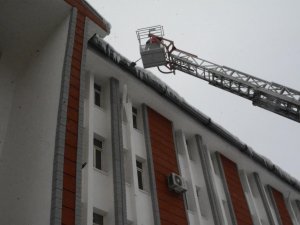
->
0, 1, 300, 225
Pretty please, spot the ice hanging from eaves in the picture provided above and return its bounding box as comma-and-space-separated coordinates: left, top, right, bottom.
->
88, 34, 300, 192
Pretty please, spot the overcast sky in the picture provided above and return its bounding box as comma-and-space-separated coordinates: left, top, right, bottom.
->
87, 0, 300, 180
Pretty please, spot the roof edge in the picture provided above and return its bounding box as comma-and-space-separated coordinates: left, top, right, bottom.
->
82, 0, 111, 34
88, 34, 300, 193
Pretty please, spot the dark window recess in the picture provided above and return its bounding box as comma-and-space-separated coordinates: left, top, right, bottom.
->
94, 138, 103, 170
93, 212, 103, 225
94, 83, 101, 107
132, 107, 138, 129
94, 138, 103, 149
136, 160, 143, 190
95, 149, 102, 170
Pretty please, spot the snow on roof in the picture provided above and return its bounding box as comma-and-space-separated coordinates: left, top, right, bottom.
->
82, 0, 111, 34
89, 34, 300, 192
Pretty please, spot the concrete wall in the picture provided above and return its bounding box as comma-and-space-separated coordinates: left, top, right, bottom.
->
0, 55, 19, 157
81, 74, 115, 225
81, 73, 156, 225
0, 14, 70, 225
86, 41, 300, 225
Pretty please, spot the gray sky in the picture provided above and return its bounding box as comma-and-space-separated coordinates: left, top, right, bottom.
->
88, 0, 300, 180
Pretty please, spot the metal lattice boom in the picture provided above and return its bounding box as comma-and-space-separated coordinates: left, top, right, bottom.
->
169, 52, 300, 122
136, 26, 300, 123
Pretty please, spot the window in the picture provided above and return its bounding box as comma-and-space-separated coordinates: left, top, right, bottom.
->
93, 212, 103, 225
132, 107, 138, 129
136, 160, 144, 190
94, 83, 102, 107
94, 137, 103, 170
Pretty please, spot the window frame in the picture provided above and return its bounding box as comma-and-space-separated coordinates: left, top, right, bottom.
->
132, 106, 138, 129
94, 83, 102, 108
93, 137, 104, 171
136, 160, 144, 190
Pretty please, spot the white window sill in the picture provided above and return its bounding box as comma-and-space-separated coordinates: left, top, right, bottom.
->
187, 209, 195, 215
94, 105, 105, 112
93, 167, 108, 176
138, 188, 150, 196
133, 127, 144, 135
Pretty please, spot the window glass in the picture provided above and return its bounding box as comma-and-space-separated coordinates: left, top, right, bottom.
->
94, 138, 103, 149
132, 107, 138, 129
94, 83, 101, 107
136, 160, 143, 190
93, 212, 103, 225
95, 149, 102, 170
94, 138, 103, 170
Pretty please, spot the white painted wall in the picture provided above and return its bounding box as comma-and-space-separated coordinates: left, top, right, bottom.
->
82, 74, 156, 225
0, 14, 70, 225
136, 191, 154, 225
82, 74, 115, 225
86, 45, 300, 225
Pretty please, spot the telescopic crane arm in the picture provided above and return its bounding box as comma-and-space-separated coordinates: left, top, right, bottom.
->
136, 25, 300, 123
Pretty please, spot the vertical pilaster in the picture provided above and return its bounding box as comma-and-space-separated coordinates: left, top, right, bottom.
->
239, 170, 261, 225
253, 173, 277, 225
74, 15, 89, 225
195, 135, 225, 225
142, 104, 161, 225
285, 197, 299, 225
296, 201, 300, 215
110, 78, 127, 225
51, 7, 77, 225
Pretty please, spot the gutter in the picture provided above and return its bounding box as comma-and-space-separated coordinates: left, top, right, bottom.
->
88, 34, 300, 193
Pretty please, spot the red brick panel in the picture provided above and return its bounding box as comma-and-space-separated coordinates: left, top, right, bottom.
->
271, 188, 293, 225
61, 12, 85, 225
147, 107, 188, 225
60, 0, 110, 223
220, 155, 253, 225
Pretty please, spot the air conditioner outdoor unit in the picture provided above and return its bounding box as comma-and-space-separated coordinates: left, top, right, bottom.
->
167, 173, 187, 194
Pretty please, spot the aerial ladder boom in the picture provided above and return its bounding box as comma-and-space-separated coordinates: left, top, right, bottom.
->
136, 25, 300, 123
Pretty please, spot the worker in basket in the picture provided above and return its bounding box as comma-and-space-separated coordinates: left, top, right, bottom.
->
145, 35, 162, 50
